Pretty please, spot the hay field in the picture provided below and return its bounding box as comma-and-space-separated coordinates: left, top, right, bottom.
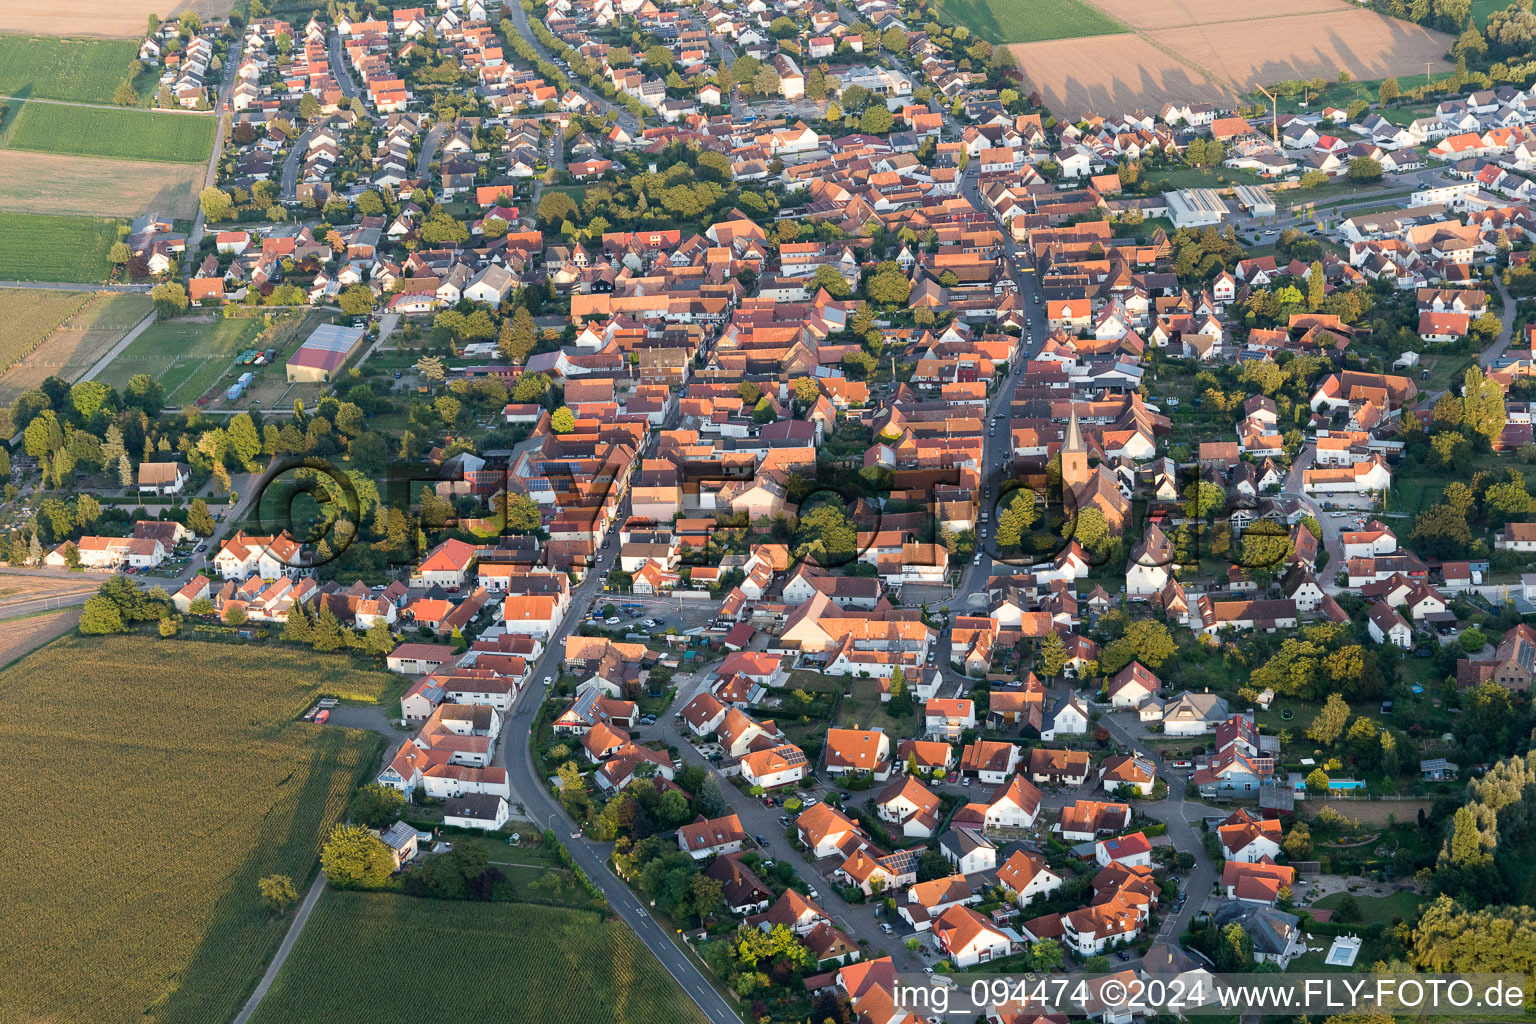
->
0, 292, 153, 404
0, 635, 390, 1024
0, 0, 234, 37
932, 0, 1125, 43
1009, 0, 1454, 116
0, 150, 202, 217
0, 212, 120, 282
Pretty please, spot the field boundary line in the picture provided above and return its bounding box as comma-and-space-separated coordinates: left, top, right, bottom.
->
80, 308, 156, 383
231, 875, 328, 1024
0, 94, 218, 116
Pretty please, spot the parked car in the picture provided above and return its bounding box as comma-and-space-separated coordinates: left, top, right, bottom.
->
605, 616, 621, 625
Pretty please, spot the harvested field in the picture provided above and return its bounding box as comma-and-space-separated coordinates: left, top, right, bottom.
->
0, 289, 94, 377
0, 0, 234, 38
0, 608, 83, 666
1010, 0, 1454, 117
1010, 34, 1230, 116
0, 292, 153, 404
1145, 11, 1453, 94
1, 101, 216, 163
0, 149, 202, 217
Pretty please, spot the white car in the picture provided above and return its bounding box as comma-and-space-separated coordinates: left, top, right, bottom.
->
605, 616, 622, 625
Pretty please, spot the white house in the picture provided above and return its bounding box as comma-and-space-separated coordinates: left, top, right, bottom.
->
933, 905, 1014, 967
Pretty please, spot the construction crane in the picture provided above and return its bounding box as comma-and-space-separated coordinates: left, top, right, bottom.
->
1255, 84, 1280, 146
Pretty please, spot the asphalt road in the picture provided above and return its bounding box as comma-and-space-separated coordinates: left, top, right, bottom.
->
328, 30, 360, 98
498, 501, 742, 1024
504, 0, 640, 134
282, 126, 320, 201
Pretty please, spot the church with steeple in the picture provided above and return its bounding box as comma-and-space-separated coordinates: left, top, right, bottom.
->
1061, 407, 1131, 536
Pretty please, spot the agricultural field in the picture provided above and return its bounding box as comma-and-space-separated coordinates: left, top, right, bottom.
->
0, 0, 234, 37
0, 607, 83, 666
247, 891, 711, 1024
97, 312, 290, 405
0, 211, 120, 282
0, 292, 152, 404
0, 35, 139, 103
0, 101, 216, 163
0, 149, 202, 217
0, 634, 392, 1024
0, 288, 94, 372
1011, 0, 1453, 116
932, 0, 1125, 43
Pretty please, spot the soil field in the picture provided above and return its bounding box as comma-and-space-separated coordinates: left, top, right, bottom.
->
0, 0, 234, 37
0, 634, 390, 1024
247, 891, 712, 1024
0, 211, 120, 282
1009, 33, 1231, 116
1144, 10, 1453, 94
1, 101, 215, 163
1011, 0, 1454, 117
0, 149, 202, 217
0, 35, 139, 102
0, 292, 153, 404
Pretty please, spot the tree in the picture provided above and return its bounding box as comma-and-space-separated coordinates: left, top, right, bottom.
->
109, 241, 132, 266
1347, 156, 1383, 182
1307, 693, 1351, 746
1183, 480, 1225, 520
79, 594, 127, 634
320, 823, 395, 887
350, 782, 406, 827
1037, 630, 1068, 680
1102, 620, 1176, 673
500, 306, 538, 363
1306, 767, 1331, 792
1298, 169, 1329, 189
415, 355, 447, 385
995, 488, 1038, 548
1461, 366, 1506, 444
1216, 922, 1254, 972
550, 406, 575, 433
1379, 77, 1400, 104
881, 25, 907, 50
864, 261, 910, 305
1281, 823, 1313, 859
149, 281, 188, 318
860, 103, 894, 134
199, 187, 235, 223
258, 873, 299, 914
338, 285, 374, 317
114, 79, 139, 106
187, 498, 215, 536
1029, 938, 1064, 972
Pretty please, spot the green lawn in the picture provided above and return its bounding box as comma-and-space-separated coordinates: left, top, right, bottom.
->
98, 315, 273, 404
1310, 890, 1425, 927
1, 101, 215, 163
931, 0, 1126, 42
1471, 0, 1503, 26
1256, 70, 1460, 118
0, 211, 118, 282
247, 890, 711, 1024
0, 35, 140, 104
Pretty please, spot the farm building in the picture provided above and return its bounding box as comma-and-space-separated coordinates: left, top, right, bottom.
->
287, 323, 367, 382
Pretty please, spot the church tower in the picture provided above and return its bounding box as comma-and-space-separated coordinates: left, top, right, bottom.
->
1061, 406, 1089, 493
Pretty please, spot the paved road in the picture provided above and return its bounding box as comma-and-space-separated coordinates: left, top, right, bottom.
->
186, 35, 242, 254
80, 309, 157, 382
230, 876, 328, 1024
1479, 276, 1517, 368
498, 503, 741, 1024
328, 30, 360, 98
1099, 715, 1218, 939
282, 126, 320, 201
417, 122, 446, 179
504, 0, 640, 133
